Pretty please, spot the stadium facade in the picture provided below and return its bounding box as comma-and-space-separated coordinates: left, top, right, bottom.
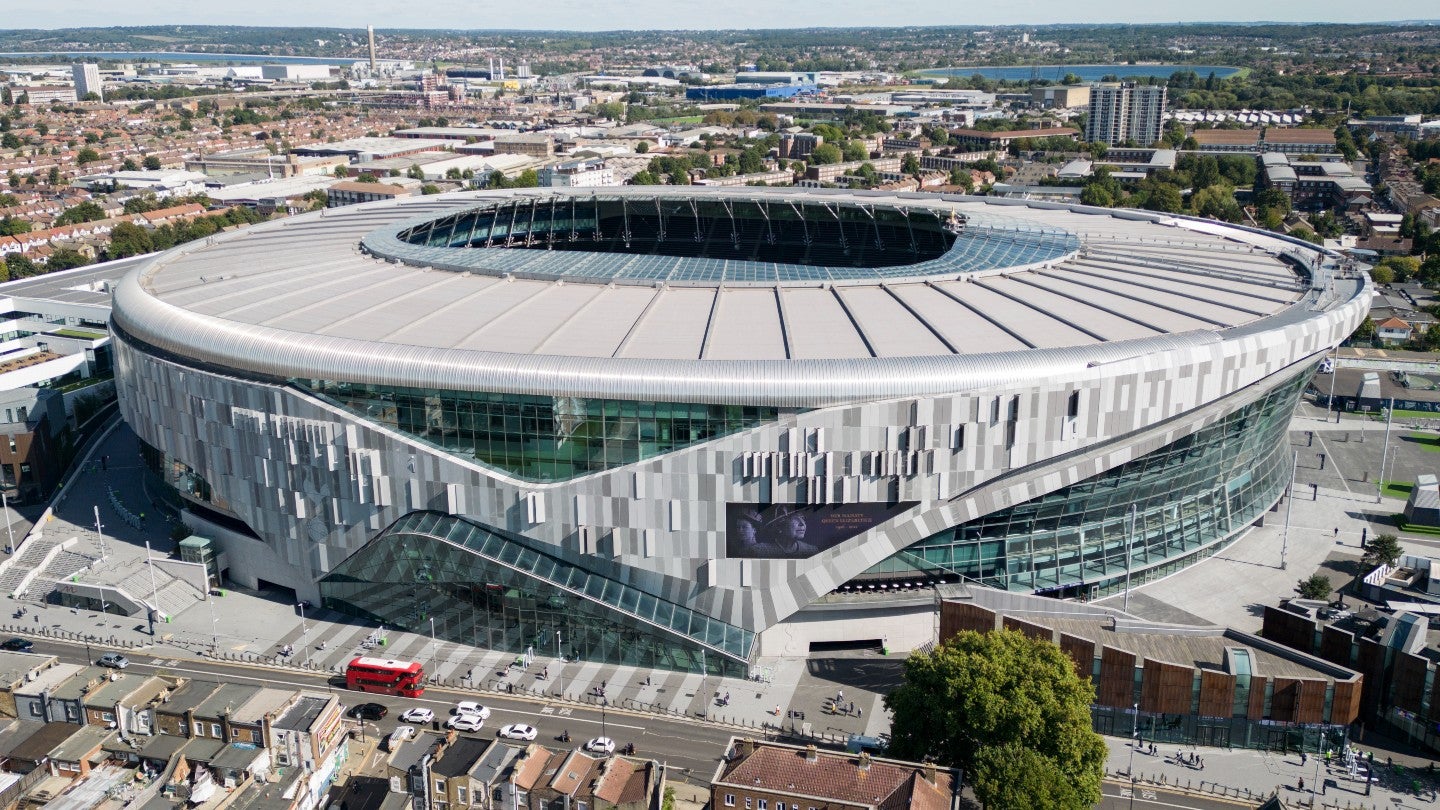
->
111, 188, 1369, 674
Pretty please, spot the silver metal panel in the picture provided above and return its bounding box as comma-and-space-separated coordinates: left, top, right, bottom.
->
979, 275, 1160, 342
833, 285, 951, 358
540, 285, 660, 358
930, 279, 1097, 349
614, 286, 714, 360
704, 288, 788, 360
885, 283, 1030, 354
779, 287, 872, 360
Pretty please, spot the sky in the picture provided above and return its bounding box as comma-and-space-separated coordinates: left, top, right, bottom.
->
3, 0, 1434, 32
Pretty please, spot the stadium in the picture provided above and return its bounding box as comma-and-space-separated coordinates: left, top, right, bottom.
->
111, 187, 1369, 675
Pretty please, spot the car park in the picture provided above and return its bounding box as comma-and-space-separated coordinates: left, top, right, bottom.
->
97, 653, 129, 669
347, 702, 388, 721
584, 737, 615, 754
498, 724, 538, 741
0, 638, 34, 652
455, 701, 491, 719
446, 714, 485, 732
400, 707, 434, 724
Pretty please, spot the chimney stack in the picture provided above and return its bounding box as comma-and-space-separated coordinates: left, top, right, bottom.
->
804, 744, 818, 763
736, 739, 756, 759
367, 26, 377, 73
922, 763, 936, 784
858, 752, 871, 771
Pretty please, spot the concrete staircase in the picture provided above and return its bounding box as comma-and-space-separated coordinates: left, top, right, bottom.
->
0, 536, 67, 596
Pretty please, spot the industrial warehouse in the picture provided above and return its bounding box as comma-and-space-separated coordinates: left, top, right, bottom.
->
108, 187, 1370, 675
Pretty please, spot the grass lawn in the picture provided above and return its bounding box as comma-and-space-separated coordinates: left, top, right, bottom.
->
1411, 432, 1440, 452
52, 328, 106, 340
1381, 480, 1414, 499
1367, 408, 1440, 421
1396, 517, 1440, 537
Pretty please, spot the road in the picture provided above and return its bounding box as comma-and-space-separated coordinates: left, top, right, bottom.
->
24, 636, 744, 784
1099, 781, 1256, 809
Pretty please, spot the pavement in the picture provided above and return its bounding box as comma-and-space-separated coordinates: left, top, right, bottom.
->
1105, 734, 1439, 809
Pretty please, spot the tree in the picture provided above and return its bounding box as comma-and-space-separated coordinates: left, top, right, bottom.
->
354, 173, 380, 184
120, 158, 137, 171
55, 201, 105, 225
4, 253, 36, 279
46, 247, 91, 270
629, 170, 659, 186
635, 140, 649, 154
420, 184, 442, 195
1352, 316, 1376, 341
1297, 573, 1332, 600
901, 153, 921, 175
841, 140, 868, 162
1080, 183, 1115, 208
75, 147, 101, 165
406, 164, 425, 180
809, 143, 843, 165
511, 169, 540, 188
0, 216, 30, 236
1363, 534, 1404, 569
142, 155, 162, 171
106, 221, 154, 259
885, 629, 1105, 809
1368, 265, 1395, 285
1139, 183, 1183, 214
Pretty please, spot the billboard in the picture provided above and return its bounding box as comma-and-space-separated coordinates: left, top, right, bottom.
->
725, 502, 918, 559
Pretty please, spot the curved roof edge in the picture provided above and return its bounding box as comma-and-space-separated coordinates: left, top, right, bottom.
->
112, 194, 1371, 408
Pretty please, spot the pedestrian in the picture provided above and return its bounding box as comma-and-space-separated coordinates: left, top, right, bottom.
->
848, 701, 853, 714
774, 705, 780, 716
1333, 527, 1338, 537
858, 707, 863, 719
1301, 752, 1307, 766
1298, 777, 1305, 791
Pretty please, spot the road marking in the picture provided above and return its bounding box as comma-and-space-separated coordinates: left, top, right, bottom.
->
540, 707, 555, 715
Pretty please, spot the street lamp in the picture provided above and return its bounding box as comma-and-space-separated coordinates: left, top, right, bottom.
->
1128, 703, 1139, 810
297, 602, 310, 666
1, 490, 15, 554
601, 698, 608, 741
93, 506, 108, 561
206, 594, 218, 652
145, 541, 161, 635
429, 617, 437, 663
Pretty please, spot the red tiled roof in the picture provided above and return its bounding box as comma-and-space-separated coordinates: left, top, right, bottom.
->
1377, 317, 1412, 329
715, 743, 952, 809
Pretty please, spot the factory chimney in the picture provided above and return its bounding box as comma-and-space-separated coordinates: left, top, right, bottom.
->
367, 26, 377, 72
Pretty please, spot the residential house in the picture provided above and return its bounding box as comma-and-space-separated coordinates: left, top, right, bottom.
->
81, 673, 177, 733
45, 724, 109, 779
11, 663, 84, 724
151, 679, 222, 737
709, 738, 961, 810
1376, 317, 1415, 346
0, 652, 61, 719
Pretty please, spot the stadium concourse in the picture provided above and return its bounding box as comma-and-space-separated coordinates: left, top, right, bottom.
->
109, 186, 1368, 676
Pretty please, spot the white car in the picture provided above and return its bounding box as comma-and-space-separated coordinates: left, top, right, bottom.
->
400, 707, 434, 724
455, 701, 491, 720
584, 737, 615, 754
498, 723, 538, 741
446, 714, 485, 732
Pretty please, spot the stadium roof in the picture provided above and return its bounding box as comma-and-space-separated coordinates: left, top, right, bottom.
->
115, 187, 1352, 406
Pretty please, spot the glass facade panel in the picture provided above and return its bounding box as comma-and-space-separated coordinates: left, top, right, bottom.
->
864, 373, 1307, 599
297, 380, 783, 482
320, 511, 753, 676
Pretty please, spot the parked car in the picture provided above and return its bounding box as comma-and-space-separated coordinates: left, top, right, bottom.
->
498, 723, 538, 741
0, 638, 34, 652
400, 707, 434, 724
347, 702, 388, 721
455, 701, 491, 719
385, 725, 417, 751
97, 653, 129, 669
446, 714, 485, 733
584, 737, 615, 754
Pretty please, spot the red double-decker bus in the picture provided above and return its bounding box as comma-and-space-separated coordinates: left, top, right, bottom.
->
345, 657, 426, 697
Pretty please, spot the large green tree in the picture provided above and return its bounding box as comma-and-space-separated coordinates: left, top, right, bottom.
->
885, 629, 1105, 809
1364, 533, 1404, 568
106, 221, 154, 259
